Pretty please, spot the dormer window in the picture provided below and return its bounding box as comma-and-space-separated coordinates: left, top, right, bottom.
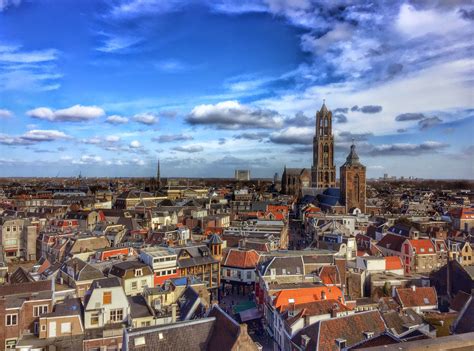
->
363, 331, 374, 339
335, 338, 346, 349
135, 269, 143, 276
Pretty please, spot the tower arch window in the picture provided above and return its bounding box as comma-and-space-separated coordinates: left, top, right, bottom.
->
325, 172, 329, 183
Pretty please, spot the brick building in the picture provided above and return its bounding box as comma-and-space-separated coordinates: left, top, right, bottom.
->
340, 143, 366, 214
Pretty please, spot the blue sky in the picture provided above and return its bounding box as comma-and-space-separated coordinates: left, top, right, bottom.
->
0, 0, 473, 179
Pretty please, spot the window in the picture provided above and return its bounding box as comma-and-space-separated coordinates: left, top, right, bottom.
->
103, 291, 112, 304
41, 324, 47, 331
131, 281, 138, 290
5, 339, 17, 350
247, 271, 252, 280
110, 309, 123, 322
90, 312, 99, 325
135, 269, 143, 276
61, 322, 71, 333
34, 305, 48, 317
6, 314, 17, 326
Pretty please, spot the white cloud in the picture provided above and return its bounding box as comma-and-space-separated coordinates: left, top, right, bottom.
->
27, 104, 105, 122
0, 108, 12, 118
0, 45, 58, 63
72, 155, 103, 165
396, 4, 470, 38
96, 33, 142, 53
21, 129, 69, 141
269, 126, 313, 144
258, 59, 474, 135
106, 115, 129, 124
130, 140, 141, 148
301, 22, 353, 54
186, 100, 284, 130
133, 112, 158, 125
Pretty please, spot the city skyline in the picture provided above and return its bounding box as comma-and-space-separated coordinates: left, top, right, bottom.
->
0, 0, 473, 179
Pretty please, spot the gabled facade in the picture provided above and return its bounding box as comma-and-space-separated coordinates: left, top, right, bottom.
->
84, 277, 130, 329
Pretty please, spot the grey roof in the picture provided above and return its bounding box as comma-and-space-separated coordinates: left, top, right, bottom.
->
43, 297, 82, 317
128, 295, 154, 319
208, 233, 223, 245
126, 318, 215, 351
179, 286, 201, 321
342, 143, 364, 167
91, 276, 121, 289
261, 256, 304, 276
175, 246, 219, 269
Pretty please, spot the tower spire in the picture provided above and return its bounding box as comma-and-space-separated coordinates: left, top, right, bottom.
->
156, 158, 161, 188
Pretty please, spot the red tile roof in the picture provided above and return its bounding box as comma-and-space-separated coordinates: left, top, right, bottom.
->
377, 234, 406, 252
408, 239, 435, 254
396, 286, 437, 308
273, 286, 343, 311
385, 256, 403, 270
223, 249, 260, 269
319, 266, 341, 285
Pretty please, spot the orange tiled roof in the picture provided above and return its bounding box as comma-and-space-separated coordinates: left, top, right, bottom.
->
319, 266, 341, 285
223, 249, 260, 269
273, 286, 343, 310
396, 286, 437, 308
408, 239, 435, 254
385, 256, 403, 270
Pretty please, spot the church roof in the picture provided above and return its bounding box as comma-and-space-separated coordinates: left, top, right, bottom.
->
285, 168, 306, 176
343, 143, 364, 167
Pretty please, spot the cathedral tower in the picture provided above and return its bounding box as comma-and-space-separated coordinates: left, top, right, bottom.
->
311, 102, 336, 188
340, 142, 366, 213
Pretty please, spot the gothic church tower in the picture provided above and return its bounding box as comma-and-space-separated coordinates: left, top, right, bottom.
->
340, 143, 366, 213
311, 102, 336, 188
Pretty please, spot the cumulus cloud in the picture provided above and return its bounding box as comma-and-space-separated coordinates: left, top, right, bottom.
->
129, 140, 141, 148
233, 132, 270, 141
106, 115, 129, 124
334, 113, 347, 123
369, 141, 448, 156
133, 112, 158, 125
0, 129, 69, 145
395, 113, 425, 121
172, 145, 204, 153
0, 109, 12, 118
186, 100, 284, 130
333, 107, 349, 114
269, 126, 313, 145
285, 111, 313, 127
72, 155, 103, 165
27, 104, 105, 122
301, 23, 354, 54
152, 134, 193, 143
418, 116, 442, 130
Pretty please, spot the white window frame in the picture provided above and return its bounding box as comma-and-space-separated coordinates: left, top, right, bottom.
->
33, 305, 49, 317
6, 314, 18, 326
61, 322, 71, 333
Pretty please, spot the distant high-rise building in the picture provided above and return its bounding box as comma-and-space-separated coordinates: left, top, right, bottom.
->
157, 158, 161, 187
383, 173, 388, 179
235, 170, 250, 181
273, 172, 278, 184
311, 102, 336, 188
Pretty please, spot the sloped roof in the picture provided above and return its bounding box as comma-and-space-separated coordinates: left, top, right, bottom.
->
207, 305, 242, 350
318, 265, 341, 285
292, 310, 386, 351
385, 256, 403, 270
273, 286, 343, 311
408, 239, 435, 254
223, 249, 260, 269
377, 234, 406, 252
395, 287, 437, 308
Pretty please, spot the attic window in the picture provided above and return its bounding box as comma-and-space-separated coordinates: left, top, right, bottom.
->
335, 338, 346, 349
135, 269, 143, 276
420, 248, 425, 253
363, 331, 374, 339
423, 297, 429, 305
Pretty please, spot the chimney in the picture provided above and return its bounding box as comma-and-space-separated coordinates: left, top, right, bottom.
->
301, 335, 310, 348
411, 285, 416, 292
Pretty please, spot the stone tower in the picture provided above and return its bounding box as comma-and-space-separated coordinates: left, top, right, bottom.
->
340, 142, 366, 213
311, 102, 336, 188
